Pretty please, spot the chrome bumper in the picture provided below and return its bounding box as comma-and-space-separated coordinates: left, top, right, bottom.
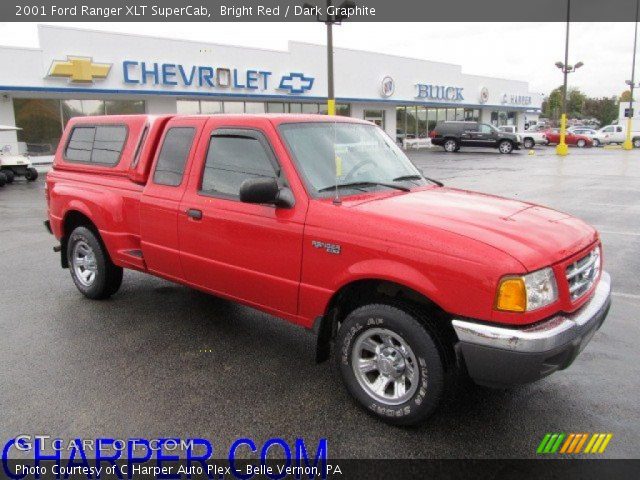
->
451, 272, 611, 386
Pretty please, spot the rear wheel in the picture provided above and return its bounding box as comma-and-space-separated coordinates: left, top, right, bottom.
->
0, 172, 6, 187
523, 138, 535, 149
576, 139, 586, 148
25, 167, 38, 182
335, 303, 447, 425
592, 139, 600, 147
67, 226, 123, 299
498, 140, 514, 154
443, 139, 459, 153
2, 169, 14, 183
633, 137, 640, 148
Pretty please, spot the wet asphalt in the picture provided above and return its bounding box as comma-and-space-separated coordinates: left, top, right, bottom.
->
1, 145, 638, 459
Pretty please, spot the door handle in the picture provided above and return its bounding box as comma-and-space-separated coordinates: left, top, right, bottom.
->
186, 208, 203, 220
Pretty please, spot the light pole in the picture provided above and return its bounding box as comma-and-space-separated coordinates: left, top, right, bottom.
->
304, 0, 354, 115
555, 0, 583, 156
624, 0, 640, 150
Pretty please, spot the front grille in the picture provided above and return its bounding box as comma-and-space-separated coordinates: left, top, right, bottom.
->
565, 247, 601, 300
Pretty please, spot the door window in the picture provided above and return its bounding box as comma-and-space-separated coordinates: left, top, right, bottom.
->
201, 132, 278, 198
616, 126, 623, 132
153, 127, 196, 186
602, 126, 614, 133
479, 124, 494, 134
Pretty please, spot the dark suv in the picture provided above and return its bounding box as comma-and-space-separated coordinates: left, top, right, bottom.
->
429, 121, 521, 153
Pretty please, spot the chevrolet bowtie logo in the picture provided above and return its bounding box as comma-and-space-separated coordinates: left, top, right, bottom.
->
278, 72, 314, 94
48, 56, 111, 83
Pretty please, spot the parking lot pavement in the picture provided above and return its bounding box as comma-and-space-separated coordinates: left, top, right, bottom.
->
1, 147, 639, 459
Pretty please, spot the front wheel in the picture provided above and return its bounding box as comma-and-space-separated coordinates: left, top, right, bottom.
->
0, 172, 6, 187
592, 139, 600, 147
523, 138, 535, 149
498, 140, 514, 154
633, 138, 640, 148
25, 167, 38, 181
576, 139, 586, 148
443, 139, 459, 153
67, 226, 123, 299
3, 169, 14, 183
335, 303, 446, 425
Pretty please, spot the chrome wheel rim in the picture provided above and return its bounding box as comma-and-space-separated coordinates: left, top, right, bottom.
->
634, 139, 640, 148
351, 327, 419, 405
444, 140, 456, 152
577, 140, 585, 147
499, 142, 512, 153
72, 240, 98, 287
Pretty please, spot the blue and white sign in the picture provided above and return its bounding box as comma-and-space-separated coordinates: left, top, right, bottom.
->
415, 83, 464, 102
122, 60, 314, 95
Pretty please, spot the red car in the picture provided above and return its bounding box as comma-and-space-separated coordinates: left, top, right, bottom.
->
45, 114, 611, 425
544, 128, 593, 147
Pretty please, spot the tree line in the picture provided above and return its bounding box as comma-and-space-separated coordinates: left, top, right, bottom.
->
541, 86, 622, 126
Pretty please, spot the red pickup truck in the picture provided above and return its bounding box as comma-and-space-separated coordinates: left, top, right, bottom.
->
45, 114, 611, 425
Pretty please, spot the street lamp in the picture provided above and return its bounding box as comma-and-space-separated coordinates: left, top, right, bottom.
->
555, 0, 583, 156
623, 0, 639, 150
303, 0, 354, 115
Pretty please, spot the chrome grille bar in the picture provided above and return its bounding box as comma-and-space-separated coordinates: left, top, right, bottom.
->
566, 247, 601, 301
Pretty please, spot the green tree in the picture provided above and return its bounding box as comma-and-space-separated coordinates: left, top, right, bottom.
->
583, 97, 619, 126
620, 90, 632, 102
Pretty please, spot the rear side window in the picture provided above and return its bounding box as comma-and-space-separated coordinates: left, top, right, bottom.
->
65, 125, 127, 166
201, 133, 277, 198
153, 127, 196, 186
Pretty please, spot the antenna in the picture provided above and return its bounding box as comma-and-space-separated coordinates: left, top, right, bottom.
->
333, 120, 342, 205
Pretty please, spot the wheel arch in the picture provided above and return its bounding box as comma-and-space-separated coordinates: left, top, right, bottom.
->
60, 209, 102, 268
314, 277, 456, 365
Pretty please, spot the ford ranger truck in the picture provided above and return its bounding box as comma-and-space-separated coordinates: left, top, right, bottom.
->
45, 114, 611, 425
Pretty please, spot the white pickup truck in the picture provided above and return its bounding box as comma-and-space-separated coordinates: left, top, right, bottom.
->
598, 124, 640, 147
499, 125, 546, 149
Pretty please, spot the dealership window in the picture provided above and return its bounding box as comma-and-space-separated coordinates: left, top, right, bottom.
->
464, 109, 480, 121
417, 106, 427, 137
302, 103, 319, 114
177, 100, 200, 114
267, 102, 286, 113
153, 127, 196, 186
12, 98, 145, 156
245, 102, 266, 114
490, 110, 517, 126
224, 102, 245, 114
201, 133, 277, 198
200, 101, 223, 114
363, 110, 385, 129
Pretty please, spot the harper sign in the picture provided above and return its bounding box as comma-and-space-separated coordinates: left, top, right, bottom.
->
501, 93, 532, 106
415, 84, 464, 101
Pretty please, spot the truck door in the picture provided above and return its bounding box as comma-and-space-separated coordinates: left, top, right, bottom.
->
461, 123, 479, 146
139, 117, 204, 281
177, 118, 305, 317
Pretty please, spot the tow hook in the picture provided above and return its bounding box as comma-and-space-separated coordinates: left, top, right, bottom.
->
53, 244, 61, 253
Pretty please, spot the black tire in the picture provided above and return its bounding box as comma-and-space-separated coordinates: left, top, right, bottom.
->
335, 303, 446, 426
592, 139, 600, 147
3, 169, 14, 183
67, 226, 123, 299
25, 167, 38, 182
523, 138, 535, 149
633, 138, 640, 148
0, 172, 6, 187
576, 139, 586, 148
498, 140, 514, 154
443, 138, 459, 153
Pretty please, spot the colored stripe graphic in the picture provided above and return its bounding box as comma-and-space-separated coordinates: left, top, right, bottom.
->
538, 433, 613, 454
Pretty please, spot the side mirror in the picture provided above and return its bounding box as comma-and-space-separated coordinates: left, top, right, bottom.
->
239, 177, 294, 208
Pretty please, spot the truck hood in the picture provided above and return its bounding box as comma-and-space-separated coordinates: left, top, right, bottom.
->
350, 187, 598, 271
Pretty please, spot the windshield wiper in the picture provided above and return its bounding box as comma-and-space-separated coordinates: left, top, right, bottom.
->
393, 174, 444, 187
318, 181, 410, 193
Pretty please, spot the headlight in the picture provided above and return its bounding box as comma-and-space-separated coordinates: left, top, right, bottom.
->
496, 267, 559, 312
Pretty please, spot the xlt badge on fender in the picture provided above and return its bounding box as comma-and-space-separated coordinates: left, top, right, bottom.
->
312, 240, 341, 255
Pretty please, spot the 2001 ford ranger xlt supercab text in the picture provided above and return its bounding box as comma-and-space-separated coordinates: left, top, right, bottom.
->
45, 114, 611, 425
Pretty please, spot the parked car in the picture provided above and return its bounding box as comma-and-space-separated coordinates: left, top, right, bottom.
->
45, 114, 611, 425
598, 124, 640, 147
568, 127, 607, 147
499, 125, 546, 149
430, 121, 521, 153
544, 129, 593, 148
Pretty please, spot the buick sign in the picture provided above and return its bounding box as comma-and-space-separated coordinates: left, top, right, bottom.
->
415, 83, 464, 101
380, 76, 395, 97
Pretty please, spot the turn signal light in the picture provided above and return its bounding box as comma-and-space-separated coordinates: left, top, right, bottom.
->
496, 277, 527, 312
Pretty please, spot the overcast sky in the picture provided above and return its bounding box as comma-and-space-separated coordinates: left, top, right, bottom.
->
0, 22, 636, 98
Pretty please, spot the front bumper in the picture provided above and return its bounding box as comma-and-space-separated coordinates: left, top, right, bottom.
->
452, 272, 611, 387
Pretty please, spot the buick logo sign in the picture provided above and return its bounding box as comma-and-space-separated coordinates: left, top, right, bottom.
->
380, 76, 395, 97
479, 87, 489, 104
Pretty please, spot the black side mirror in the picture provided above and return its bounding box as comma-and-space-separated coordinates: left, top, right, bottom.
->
239, 177, 294, 208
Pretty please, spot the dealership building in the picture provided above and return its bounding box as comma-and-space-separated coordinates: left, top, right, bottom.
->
0, 25, 542, 157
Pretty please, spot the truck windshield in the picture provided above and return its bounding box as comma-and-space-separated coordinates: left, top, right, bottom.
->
279, 122, 427, 196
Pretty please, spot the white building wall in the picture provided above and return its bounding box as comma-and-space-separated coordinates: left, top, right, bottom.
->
350, 103, 396, 137
146, 97, 178, 114
0, 95, 17, 146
